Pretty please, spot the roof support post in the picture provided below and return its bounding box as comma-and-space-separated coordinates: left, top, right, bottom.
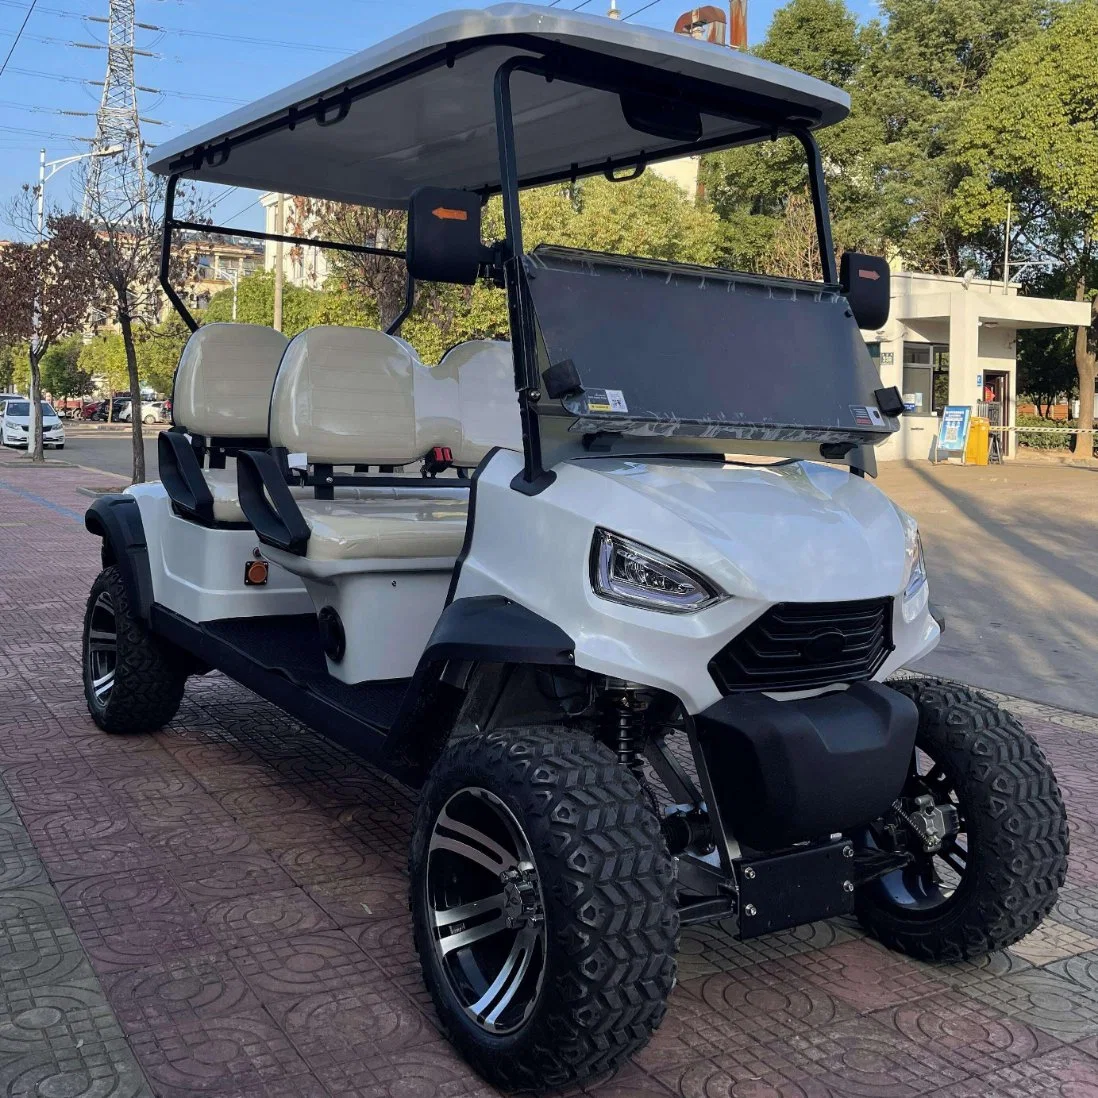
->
793, 127, 837, 286
495, 56, 554, 494
160, 173, 199, 333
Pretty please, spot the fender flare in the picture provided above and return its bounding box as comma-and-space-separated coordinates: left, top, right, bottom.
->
417, 595, 575, 667
384, 596, 575, 780
84, 494, 154, 621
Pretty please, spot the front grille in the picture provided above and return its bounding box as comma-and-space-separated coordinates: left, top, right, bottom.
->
709, 597, 894, 694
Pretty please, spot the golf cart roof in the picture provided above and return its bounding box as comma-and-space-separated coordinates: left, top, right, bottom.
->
148, 3, 849, 209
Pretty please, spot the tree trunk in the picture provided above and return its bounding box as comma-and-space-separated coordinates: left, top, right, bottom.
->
1072, 276, 1096, 460
27, 345, 44, 463
119, 309, 145, 483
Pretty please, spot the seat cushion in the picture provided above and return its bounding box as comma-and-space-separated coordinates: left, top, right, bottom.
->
202, 468, 466, 526
298, 498, 469, 561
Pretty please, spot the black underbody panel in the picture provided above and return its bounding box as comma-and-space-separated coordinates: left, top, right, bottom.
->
152, 607, 411, 773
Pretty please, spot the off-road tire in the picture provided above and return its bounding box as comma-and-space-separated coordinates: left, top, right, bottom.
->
857, 678, 1068, 961
82, 566, 187, 734
409, 726, 678, 1091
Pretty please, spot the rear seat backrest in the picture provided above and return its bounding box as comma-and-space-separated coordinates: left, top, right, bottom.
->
270, 326, 423, 466
174, 323, 290, 439
431, 340, 522, 466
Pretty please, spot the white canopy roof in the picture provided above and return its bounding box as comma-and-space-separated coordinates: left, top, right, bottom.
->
149, 4, 848, 209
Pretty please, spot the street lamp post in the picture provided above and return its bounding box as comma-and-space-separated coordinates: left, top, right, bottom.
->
212, 265, 240, 321
29, 145, 122, 455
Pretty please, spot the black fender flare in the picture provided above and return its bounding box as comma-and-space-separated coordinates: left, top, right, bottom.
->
384, 596, 575, 781
84, 494, 154, 621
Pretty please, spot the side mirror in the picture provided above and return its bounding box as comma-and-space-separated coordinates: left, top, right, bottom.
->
840, 252, 890, 331
406, 187, 487, 285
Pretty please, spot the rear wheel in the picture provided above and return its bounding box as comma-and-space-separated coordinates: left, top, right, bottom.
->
410, 726, 678, 1091
855, 678, 1068, 961
82, 566, 187, 733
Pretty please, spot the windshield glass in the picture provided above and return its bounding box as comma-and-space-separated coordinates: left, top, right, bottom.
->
3, 401, 55, 417
526, 246, 892, 448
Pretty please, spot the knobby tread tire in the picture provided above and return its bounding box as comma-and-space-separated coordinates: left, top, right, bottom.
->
857, 677, 1069, 962
82, 566, 187, 734
409, 726, 678, 1092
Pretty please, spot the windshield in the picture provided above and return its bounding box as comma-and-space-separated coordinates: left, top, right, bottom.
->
4, 401, 55, 417
526, 246, 892, 449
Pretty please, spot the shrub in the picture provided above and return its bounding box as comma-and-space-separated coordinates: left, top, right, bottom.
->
1015, 413, 1087, 451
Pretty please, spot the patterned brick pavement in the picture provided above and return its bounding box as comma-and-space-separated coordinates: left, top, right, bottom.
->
2, 460, 1098, 1098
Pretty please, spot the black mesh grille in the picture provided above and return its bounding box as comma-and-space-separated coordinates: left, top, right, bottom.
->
709, 597, 894, 694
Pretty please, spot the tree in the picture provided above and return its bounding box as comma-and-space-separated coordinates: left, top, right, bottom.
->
80, 156, 197, 482
701, 0, 877, 271
133, 314, 191, 396
78, 332, 129, 396
951, 0, 1098, 455
41, 336, 93, 405
0, 214, 104, 461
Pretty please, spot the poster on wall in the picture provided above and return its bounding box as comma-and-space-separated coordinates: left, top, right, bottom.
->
936, 405, 972, 458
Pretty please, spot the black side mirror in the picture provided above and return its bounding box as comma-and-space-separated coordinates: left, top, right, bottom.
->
840, 252, 890, 331
406, 187, 487, 285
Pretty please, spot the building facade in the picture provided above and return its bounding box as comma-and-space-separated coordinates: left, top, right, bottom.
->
865, 270, 1090, 461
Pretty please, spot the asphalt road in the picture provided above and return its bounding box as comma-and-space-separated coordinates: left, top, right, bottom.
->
40, 431, 1098, 716
47, 428, 160, 480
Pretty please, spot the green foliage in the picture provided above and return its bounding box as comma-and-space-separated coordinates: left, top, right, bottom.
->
203, 271, 373, 336
1017, 326, 1079, 412
78, 333, 129, 395
952, 0, 1098, 243
1015, 412, 1080, 449
134, 316, 192, 396
41, 336, 92, 402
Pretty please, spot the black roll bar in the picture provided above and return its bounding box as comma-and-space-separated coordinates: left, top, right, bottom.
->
158, 181, 412, 335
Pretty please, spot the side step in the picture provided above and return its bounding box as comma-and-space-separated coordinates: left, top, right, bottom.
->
152, 606, 411, 774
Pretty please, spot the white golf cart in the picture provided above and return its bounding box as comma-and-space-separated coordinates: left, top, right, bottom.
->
82, 5, 1067, 1089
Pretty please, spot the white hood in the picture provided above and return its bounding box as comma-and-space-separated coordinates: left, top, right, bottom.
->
582, 459, 908, 604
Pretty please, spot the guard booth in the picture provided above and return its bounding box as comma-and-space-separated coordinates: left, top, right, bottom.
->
862, 270, 1091, 461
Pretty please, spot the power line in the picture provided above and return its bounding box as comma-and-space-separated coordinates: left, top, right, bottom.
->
6, 65, 245, 103
622, 0, 664, 18
0, 0, 40, 79
0, 0, 353, 54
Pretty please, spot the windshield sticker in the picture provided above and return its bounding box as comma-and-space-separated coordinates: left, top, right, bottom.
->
584, 388, 612, 413
583, 388, 630, 414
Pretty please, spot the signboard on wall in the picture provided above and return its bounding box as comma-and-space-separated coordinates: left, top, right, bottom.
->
880, 351, 894, 365
936, 405, 972, 454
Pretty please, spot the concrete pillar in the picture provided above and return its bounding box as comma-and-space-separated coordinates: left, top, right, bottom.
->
947, 296, 980, 408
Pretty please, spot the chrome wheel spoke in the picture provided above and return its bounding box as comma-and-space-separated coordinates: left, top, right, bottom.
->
87, 628, 116, 645
437, 912, 509, 955
433, 893, 505, 929
92, 670, 115, 701
426, 787, 547, 1036
472, 927, 538, 1027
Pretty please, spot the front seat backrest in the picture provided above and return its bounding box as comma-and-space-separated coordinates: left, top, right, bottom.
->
432, 340, 522, 467
270, 326, 422, 466
174, 323, 290, 439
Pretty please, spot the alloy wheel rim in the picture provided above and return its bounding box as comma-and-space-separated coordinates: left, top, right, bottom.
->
426, 786, 547, 1035
86, 590, 118, 707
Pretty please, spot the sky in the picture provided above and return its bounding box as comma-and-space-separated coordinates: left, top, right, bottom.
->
0, 0, 878, 237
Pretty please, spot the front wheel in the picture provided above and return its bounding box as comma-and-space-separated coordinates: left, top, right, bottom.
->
855, 678, 1068, 962
82, 566, 188, 733
409, 727, 678, 1091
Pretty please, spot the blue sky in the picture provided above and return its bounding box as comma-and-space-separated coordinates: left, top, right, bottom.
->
0, 0, 877, 236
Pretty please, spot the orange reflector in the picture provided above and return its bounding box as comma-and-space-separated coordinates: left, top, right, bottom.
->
857, 268, 881, 281
245, 560, 269, 586
432, 206, 469, 221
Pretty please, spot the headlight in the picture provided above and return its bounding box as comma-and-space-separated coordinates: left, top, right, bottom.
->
900, 513, 928, 623
590, 529, 726, 614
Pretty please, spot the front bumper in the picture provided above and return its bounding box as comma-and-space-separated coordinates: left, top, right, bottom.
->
694, 681, 918, 850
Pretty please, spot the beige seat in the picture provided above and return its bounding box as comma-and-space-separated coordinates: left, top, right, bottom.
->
295, 497, 470, 561
174, 323, 289, 442
268, 326, 471, 562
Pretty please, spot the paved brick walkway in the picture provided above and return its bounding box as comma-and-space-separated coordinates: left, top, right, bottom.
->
2, 460, 1098, 1098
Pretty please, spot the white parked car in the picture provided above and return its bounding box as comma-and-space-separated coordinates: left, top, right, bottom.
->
118, 400, 167, 424
1, 399, 65, 449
